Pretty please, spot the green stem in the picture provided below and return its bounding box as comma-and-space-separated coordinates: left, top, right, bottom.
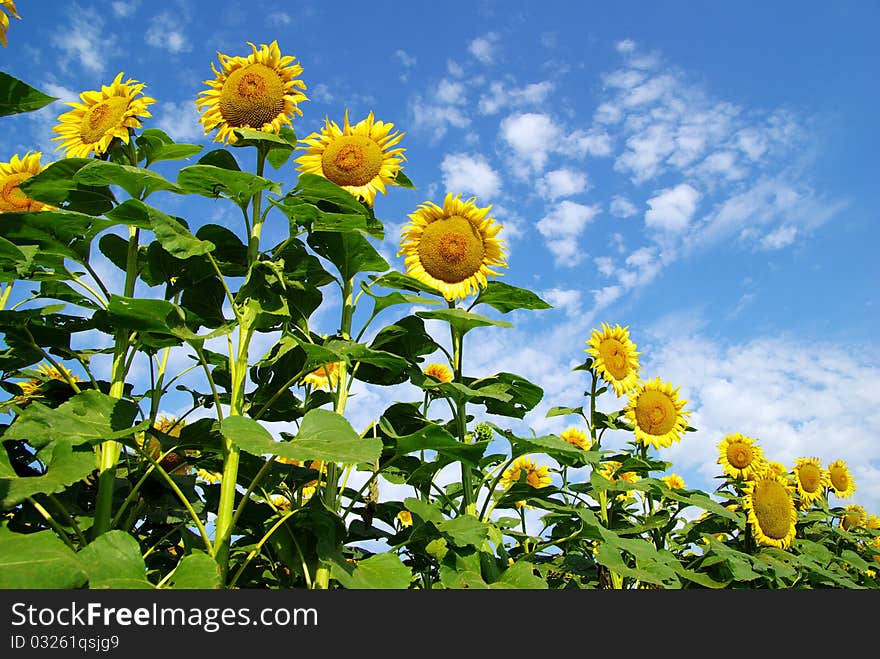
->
449, 303, 473, 516
28, 497, 76, 550
0, 282, 14, 311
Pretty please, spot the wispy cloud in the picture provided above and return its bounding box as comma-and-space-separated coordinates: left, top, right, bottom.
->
54, 7, 115, 75
468, 32, 499, 65
440, 153, 502, 200
145, 13, 191, 54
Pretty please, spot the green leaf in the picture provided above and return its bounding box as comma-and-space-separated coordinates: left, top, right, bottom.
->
330, 552, 412, 589
104, 294, 187, 336
0, 441, 96, 508
494, 562, 548, 589
469, 372, 543, 419
0, 210, 111, 262
501, 427, 600, 467
0, 72, 57, 116
3, 390, 144, 450
198, 148, 241, 171
546, 405, 585, 418
392, 169, 415, 189
307, 231, 388, 281
141, 200, 216, 258
74, 160, 184, 200
402, 497, 445, 525
136, 128, 203, 166
416, 308, 513, 335
163, 551, 221, 589
18, 158, 114, 216
391, 424, 488, 467
77, 531, 153, 589
437, 514, 489, 548
370, 271, 443, 297
0, 530, 87, 589
177, 164, 281, 201
222, 410, 381, 465
471, 281, 552, 314
231, 127, 295, 149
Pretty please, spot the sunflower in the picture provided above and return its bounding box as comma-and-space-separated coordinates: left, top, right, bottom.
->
717, 433, 766, 480
661, 473, 686, 490
295, 110, 406, 206
301, 361, 342, 390
867, 514, 880, 531
842, 504, 867, 531
559, 426, 591, 450
1, 1, 19, 48
137, 415, 189, 474
792, 456, 829, 510
196, 40, 307, 145
196, 469, 222, 484
14, 362, 81, 403
424, 362, 453, 383
270, 494, 291, 513
743, 470, 797, 550
399, 193, 507, 301
53, 73, 155, 158
0, 152, 53, 213
396, 510, 413, 528
623, 377, 690, 450
585, 323, 640, 396
500, 456, 552, 489
827, 459, 856, 499
597, 460, 639, 502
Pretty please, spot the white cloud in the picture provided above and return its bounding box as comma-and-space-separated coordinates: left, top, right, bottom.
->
145, 13, 191, 53
54, 8, 114, 74
645, 183, 701, 233
541, 288, 582, 317
536, 200, 600, 265
610, 195, 638, 218
469, 32, 499, 64
394, 49, 416, 69
411, 95, 470, 141
269, 12, 293, 26
499, 112, 561, 174
440, 153, 502, 200
559, 128, 614, 158
435, 79, 466, 105
478, 80, 554, 115
155, 100, 204, 142
759, 225, 798, 250
111, 1, 141, 17
539, 168, 588, 200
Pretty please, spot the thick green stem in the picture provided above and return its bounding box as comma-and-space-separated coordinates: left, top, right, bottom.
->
92, 226, 140, 539
449, 308, 474, 516
214, 147, 267, 585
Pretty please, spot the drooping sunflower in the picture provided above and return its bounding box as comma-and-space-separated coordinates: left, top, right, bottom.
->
396, 510, 413, 528
792, 456, 829, 510
585, 323, 640, 396
1, 1, 19, 48
559, 426, 591, 450
661, 473, 686, 490
14, 362, 81, 404
424, 362, 453, 383
500, 456, 552, 489
842, 504, 867, 531
295, 110, 406, 206
399, 193, 507, 301
196, 40, 307, 144
827, 459, 856, 499
137, 415, 189, 474
743, 470, 798, 550
0, 152, 53, 213
717, 432, 766, 480
301, 361, 342, 390
53, 73, 155, 158
623, 377, 690, 450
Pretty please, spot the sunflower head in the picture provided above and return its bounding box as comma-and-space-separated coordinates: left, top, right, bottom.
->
500, 456, 552, 489
53, 73, 155, 158
792, 456, 829, 510
13, 361, 81, 404
424, 362, 453, 384
0, 152, 53, 213
717, 432, 766, 480
399, 193, 507, 301
196, 40, 307, 144
397, 510, 413, 528
743, 470, 798, 550
559, 426, 591, 450
296, 110, 406, 206
623, 377, 690, 450
827, 459, 856, 499
301, 362, 342, 390
585, 323, 640, 396
841, 504, 866, 531
661, 473, 686, 490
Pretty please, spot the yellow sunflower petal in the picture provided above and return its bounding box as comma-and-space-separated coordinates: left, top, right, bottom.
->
743, 470, 798, 550
0, 152, 53, 212
716, 432, 766, 480
585, 322, 641, 396
623, 377, 690, 450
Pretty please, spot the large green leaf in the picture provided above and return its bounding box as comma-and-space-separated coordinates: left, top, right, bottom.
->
74, 160, 184, 200
437, 515, 490, 549
108, 199, 215, 258
0, 530, 87, 589
494, 562, 549, 589
177, 164, 281, 202
0, 441, 96, 508
416, 308, 513, 335
307, 231, 388, 281
370, 271, 443, 297
18, 158, 114, 216
0, 210, 111, 262
135, 128, 203, 167
470, 281, 552, 314
222, 410, 381, 464
330, 552, 411, 589
3, 389, 144, 450
163, 551, 221, 589
0, 72, 58, 116
77, 531, 153, 589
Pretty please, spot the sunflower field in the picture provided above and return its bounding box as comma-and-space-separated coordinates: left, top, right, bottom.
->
1, 11, 878, 591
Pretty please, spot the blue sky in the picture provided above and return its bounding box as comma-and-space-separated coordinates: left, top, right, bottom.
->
2, 1, 879, 518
